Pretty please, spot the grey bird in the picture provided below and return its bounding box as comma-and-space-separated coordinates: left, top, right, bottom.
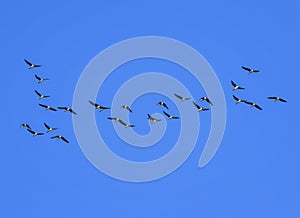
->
39, 103, 57, 111
147, 114, 162, 123
156, 101, 169, 109
241, 66, 259, 74
192, 101, 210, 112
267, 96, 287, 103
163, 111, 179, 120
89, 100, 110, 112
44, 122, 58, 133
35, 74, 49, 84
174, 93, 191, 101
200, 97, 213, 106
231, 80, 245, 91
57, 107, 77, 115
51, 135, 69, 143
24, 59, 41, 69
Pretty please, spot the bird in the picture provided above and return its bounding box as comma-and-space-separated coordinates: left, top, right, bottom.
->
267, 96, 287, 103
119, 119, 135, 128
38, 103, 57, 111
121, 105, 132, 113
24, 59, 41, 69
174, 93, 191, 101
88, 100, 110, 112
27, 129, 44, 136
244, 101, 263, 110
34, 74, 49, 84
107, 117, 121, 122
163, 111, 179, 119
20, 123, 31, 129
192, 101, 210, 112
43, 122, 58, 133
147, 114, 162, 123
35, 90, 50, 100
156, 101, 169, 109
57, 107, 77, 115
241, 66, 259, 74
51, 135, 69, 143
231, 80, 245, 91
200, 97, 213, 106
232, 95, 246, 104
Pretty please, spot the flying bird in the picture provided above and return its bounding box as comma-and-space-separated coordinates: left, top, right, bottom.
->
24, 59, 41, 69
107, 117, 121, 122
35, 90, 50, 100
163, 111, 179, 120
38, 103, 57, 111
89, 100, 110, 112
241, 66, 259, 74
119, 119, 135, 128
156, 101, 169, 109
20, 123, 31, 129
51, 135, 69, 143
57, 107, 77, 115
192, 101, 210, 112
267, 96, 287, 103
200, 97, 213, 106
174, 93, 191, 101
121, 105, 133, 113
27, 129, 44, 136
147, 114, 162, 123
232, 95, 246, 104
244, 101, 263, 110
34, 74, 49, 84
44, 122, 58, 133
231, 80, 245, 91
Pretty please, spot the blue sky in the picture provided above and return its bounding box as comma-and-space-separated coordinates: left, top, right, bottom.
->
1, 1, 300, 217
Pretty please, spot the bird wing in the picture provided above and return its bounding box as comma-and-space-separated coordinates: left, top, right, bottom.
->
61, 136, 69, 143
51, 135, 59, 139
39, 103, 47, 108
35, 90, 41, 97
231, 80, 237, 87
27, 129, 35, 134
253, 69, 259, 72
279, 98, 287, 102
24, 59, 32, 66
163, 103, 169, 109
49, 107, 57, 111
206, 98, 213, 105
37, 132, 44, 135
172, 116, 179, 119
255, 104, 263, 110
192, 101, 200, 109
163, 111, 171, 118
268, 97, 276, 100
244, 101, 253, 105
88, 100, 96, 106
202, 108, 210, 111
241, 66, 251, 71
174, 93, 183, 100
70, 109, 77, 115
118, 119, 127, 126
57, 106, 66, 110
44, 123, 50, 129
232, 95, 239, 101
35, 74, 41, 80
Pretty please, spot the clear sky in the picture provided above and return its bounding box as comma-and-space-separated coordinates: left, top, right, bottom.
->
1, 1, 300, 217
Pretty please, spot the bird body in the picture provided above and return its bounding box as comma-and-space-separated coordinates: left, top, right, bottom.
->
44, 122, 58, 133
121, 105, 132, 113
35, 74, 49, 84
231, 80, 245, 91
156, 101, 169, 109
193, 101, 210, 112
232, 95, 246, 104
147, 114, 162, 123
35, 90, 50, 100
200, 97, 213, 105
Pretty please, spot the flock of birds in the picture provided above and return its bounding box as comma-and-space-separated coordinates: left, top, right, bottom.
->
21, 59, 287, 143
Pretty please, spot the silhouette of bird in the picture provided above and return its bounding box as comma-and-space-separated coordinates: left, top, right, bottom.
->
24, 59, 41, 69
35, 90, 50, 100
163, 111, 179, 119
241, 66, 259, 74
39, 103, 57, 111
27, 129, 44, 136
44, 122, 58, 133
156, 101, 169, 109
244, 101, 263, 110
200, 97, 213, 106
89, 100, 110, 112
119, 120, 135, 128
192, 101, 210, 112
174, 93, 191, 101
267, 97, 287, 103
232, 95, 246, 104
34, 74, 49, 84
20, 123, 31, 129
121, 105, 132, 113
57, 107, 77, 115
147, 114, 162, 123
231, 80, 245, 91
51, 135, 69, 143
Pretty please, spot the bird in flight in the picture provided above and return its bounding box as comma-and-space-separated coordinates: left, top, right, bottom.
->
35, 90, 50, 100
57, 107, 77, 115
24, 59, 41, 69
200, 97, 213, 106
244, 101, 263, 110
39, 103, 57, 111
119, 119, 135, 128
88, 100, 110, 112
232, 95, 246, 104
34, 74, 49, 84
27, 129, 44, 136
267, 96, 287, 103
241, 66, 259, 74
121, 105, 133, 113
163, 111, 179, 120
44, 122, 58, 133
20, 123, 31, 129
147, 114, 162, 123
192, 101, 210, 112
51, 135, 69, 143
231, 80, 245, 91
174, 93, 191, 101
107, 117, 121, 122
156, 101, 169, 109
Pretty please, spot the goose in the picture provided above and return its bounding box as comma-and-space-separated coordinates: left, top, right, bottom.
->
20, 123, 31, 129
267, 97, 287, 103
24, 59, 41, 69
27, 129, 44, 136
57, 107, 77, 115
51, 135, 69, 143
192, 101, 210, 112
147, 114, 162, 123
156, 101, 169, 110
35, 90, 50, 100
174, 93, 191, 101
121, 105, 132, 113
163, 111, 179, 120
231, 80, 245, 91
200, 97, 213, 106
241, 66, 259, 74
38, 103, 57, 111
244, 101, 263, 110
44, 122, 58, 133
88, 100, 110, 112
35, 74, 49, 84
232, 95, 246, 104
